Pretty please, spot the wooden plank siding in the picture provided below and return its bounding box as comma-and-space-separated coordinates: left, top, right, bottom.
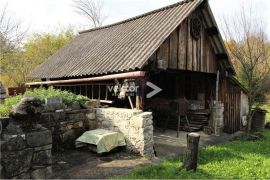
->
219, 78, 242, 133
153, 10, 218, 74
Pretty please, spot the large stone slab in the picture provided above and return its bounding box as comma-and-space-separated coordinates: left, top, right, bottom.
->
34, 144, 52, 152
32, 150, 52, 166
26, 130, 52, 147
2, 148, 33, 178
2, 134, 26, 151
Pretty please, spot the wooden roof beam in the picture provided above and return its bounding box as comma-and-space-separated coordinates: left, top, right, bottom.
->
216, 53, 228, 60
206, 27, 218, 36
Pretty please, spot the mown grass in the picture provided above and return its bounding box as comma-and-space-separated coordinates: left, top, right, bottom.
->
121, 130, 270, 179
260, 104, 270, 122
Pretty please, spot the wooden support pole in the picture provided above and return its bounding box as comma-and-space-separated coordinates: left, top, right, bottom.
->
136, 95, 140, 110
128, 96, 134, 110
183, 133, 200, 172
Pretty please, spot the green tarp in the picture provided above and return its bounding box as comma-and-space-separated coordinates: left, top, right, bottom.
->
75, 129, 126, 153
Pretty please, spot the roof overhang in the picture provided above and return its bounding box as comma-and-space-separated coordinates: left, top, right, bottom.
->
25, 71, 146, 86
200, 2, 236, 75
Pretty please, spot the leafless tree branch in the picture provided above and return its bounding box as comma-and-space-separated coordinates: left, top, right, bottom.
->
221, 2, 270, 131
72, 0, 106, 28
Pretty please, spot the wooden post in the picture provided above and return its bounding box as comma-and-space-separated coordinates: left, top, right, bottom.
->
136, 95, 140, 110
183, 133, 200, 172
216, 70, 220, 101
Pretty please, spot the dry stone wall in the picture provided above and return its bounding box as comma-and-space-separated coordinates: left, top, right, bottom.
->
1, 123, 52, 179
39, 109, 96, 150
96, 108, 154, 158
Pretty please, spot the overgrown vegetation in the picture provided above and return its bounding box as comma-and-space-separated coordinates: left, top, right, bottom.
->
0, 87, 89, 117
122, 131, 270, 179
0, 29, 74, 87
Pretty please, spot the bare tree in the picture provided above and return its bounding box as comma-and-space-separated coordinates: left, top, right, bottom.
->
222, 3, 270, 131
0, 5, 26, 50
73, 0, 106, 28
0, 4, 28, 87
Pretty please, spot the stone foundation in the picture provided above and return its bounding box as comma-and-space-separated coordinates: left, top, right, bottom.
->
96, 108, 154, 158
39, 109, 96, 150
1, 123, 52, 179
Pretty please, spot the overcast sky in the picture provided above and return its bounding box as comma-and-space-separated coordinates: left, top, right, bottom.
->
1, 0, 270, 38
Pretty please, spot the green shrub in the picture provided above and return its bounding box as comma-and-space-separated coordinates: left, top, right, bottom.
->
0, 87, 89, 117
24, 87, 89, 105
0, 95, 23, 117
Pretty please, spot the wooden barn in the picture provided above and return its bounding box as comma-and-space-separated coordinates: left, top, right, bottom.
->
27, 0, 248, 134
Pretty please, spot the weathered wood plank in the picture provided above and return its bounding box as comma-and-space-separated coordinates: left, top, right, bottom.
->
178, 22, 187, 70
157, 39, 169, 69
187, 18, 193, 71
169, 30, 178, 69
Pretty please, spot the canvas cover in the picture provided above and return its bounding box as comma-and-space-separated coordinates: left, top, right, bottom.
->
75, 129, 126, 153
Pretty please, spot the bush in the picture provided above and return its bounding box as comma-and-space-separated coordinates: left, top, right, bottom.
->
0, 87, 89, 117
24, 87, 89, 105
0, 95, 23, 117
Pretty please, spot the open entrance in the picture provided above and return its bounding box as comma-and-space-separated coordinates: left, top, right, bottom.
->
145, 70, 217, 134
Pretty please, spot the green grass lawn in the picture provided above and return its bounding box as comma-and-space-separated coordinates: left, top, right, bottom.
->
261, 104, 270, 121
121, 130, 270, 179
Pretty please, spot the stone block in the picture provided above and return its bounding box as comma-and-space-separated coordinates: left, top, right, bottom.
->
32, 150, 52, 166
34, 144, 52, 152
71, 102, 81, 110
140, 112, 153, 119
73, 121, 84, 129
40, 113, 54, 123
67, 112, 85, 121
88, 119, 97, 129
26, 129, 52, 147
61, 129, 75, 142
86, 112, 96, 120
13, 172, 31, 179
59, 124, 68, 132
2, 148, 33, 178
2, 134, 26, 151
31, 166, 52, 179
53, 111, 66, 121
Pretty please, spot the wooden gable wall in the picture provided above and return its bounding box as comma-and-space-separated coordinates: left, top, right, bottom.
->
149, 9, 218, 74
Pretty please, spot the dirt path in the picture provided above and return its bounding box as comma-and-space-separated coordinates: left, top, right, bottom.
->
51, 148, 151, 179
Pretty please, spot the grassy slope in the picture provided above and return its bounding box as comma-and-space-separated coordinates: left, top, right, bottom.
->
122, 131, 270, 179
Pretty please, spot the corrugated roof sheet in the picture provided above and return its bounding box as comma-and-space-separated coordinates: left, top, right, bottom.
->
28, 0, 204, 79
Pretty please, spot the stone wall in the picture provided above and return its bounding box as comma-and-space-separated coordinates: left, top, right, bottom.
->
96, 108, 154, 158
39, 109, 96, 150
1, 123, 52, 179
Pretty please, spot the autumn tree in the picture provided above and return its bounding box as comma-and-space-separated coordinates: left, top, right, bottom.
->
73, 0, 106, 28
0, 4, 28, 87
222, 4, 270, 131
0, 29, 74, 87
